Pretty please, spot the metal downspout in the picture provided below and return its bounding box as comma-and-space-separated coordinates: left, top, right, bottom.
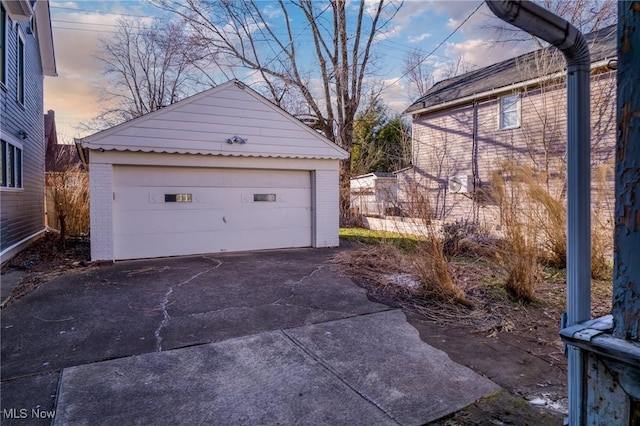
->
472, 99, 480, 222
484, 2, 591, 425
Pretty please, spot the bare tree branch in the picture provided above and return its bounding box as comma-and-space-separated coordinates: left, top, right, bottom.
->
148, 0, 404, 219
85, 17, 219, 131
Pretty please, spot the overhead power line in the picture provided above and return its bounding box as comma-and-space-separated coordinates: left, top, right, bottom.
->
51, 5, 150, 18
387, 1, 484, 89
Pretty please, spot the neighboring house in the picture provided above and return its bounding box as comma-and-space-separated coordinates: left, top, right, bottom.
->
0, 0, 57, 263
44, 109, 82, 176
78, 79, 348, 262
399, 25, 617, 228
350, 172, 398, 217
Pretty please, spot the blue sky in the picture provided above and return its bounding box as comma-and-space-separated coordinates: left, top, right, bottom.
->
45, 1, 534, 140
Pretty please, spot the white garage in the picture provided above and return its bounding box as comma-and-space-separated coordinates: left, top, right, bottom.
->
79, 80, 348, 261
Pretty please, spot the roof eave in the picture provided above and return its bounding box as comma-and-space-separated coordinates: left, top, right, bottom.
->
80, 146, 348, 161
407, 59, 613, 116
35, 0, 57, 77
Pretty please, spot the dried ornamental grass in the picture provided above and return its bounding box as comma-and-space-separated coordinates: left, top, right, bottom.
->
490, 166, 540, 302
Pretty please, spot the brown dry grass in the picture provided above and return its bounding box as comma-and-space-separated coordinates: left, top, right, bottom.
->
334, 241, 468, 306
411, 240, 471, 306
491, 167, 540, 302
591, 161, 614, 280
334, 241, 613, 339
488, 160, 614, 300
47, 165, 89, 244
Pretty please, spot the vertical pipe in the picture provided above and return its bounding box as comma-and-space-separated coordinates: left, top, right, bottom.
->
565, 58, 591, 426
472, 100, 479, 222
484, 2, 591, 424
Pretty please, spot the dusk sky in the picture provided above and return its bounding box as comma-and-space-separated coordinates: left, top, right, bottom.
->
44, 1, 536, 141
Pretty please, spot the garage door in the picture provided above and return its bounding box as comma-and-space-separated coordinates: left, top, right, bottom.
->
112, 166, 312, 260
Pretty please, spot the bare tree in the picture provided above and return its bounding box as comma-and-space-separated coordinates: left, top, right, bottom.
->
403, 49, 434, 98
486, 0, 616, 48
149, 0, 403, 220
86, 17, 217, 131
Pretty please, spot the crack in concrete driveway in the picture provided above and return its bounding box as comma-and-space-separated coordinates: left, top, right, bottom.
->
154, 257, 223, 351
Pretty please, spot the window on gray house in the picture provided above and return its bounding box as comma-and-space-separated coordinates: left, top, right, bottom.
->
499, 93, 520, 129
1, 5, 6, 85
1, 140, 23, 188
17, 30, 24, 105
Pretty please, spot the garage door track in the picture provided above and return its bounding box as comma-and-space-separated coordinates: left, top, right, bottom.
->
1, 248, 499, 425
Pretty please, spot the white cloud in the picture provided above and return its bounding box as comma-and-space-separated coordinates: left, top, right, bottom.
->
377, 77, 412, 114
375, 24, 402, 42
407, 32, 431, 43
262, 3, 284, 20
445, 38, 532, 70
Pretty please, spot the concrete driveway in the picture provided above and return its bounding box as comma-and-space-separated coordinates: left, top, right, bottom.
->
1, 247, 499, 425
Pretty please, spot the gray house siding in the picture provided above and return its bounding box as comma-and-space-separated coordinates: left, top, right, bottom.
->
400, 67, 616, 229
400, 25, 617, 230
1, 11, 47, 258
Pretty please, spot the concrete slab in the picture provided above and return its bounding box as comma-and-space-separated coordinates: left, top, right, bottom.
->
1, 250, 389, 380
55, 331, 394, 426
0, 373, 59, 425
286, 310, 502, 425
3, 248, 502, 425
54, 311, 499, 425
1, 270, 27, 307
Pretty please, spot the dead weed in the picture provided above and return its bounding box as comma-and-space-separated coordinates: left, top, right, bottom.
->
333, 243, 613, 338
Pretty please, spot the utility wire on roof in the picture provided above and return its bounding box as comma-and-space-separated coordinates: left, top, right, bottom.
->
386, 1, 484, 90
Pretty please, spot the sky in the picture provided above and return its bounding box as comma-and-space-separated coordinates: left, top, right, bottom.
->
44, 0, 537, 142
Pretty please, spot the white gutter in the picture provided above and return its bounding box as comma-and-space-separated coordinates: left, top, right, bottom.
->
485, 2, 591, 425
407, 59, 611, 116
35, 0, 57, 77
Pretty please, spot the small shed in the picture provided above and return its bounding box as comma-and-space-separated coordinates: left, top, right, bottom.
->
350, 172, 398, 217
79, 80, 348, 261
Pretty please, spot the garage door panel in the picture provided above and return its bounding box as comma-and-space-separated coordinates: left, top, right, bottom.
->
114, 206, 311, 236
221, 207, 312, 229
114, 167, 310, 189
115, 187, 311, 210
113, 166, 313, 260
114, 209, 226, 235
114, 227, 311, 260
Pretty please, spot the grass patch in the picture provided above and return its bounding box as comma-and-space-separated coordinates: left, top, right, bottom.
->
339, 227, 423, 251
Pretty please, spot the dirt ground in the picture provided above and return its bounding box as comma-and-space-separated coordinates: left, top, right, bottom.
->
1, 233, 92, 303
2, 233, 613, 425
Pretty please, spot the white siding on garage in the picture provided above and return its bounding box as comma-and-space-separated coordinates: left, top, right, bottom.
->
83, 80, 348, 261
82, 81, 346, 160
112, 166, 311, 260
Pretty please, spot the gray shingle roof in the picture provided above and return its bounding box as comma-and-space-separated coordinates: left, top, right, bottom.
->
405, 25, 616, 114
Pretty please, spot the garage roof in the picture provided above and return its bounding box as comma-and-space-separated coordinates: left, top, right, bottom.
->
80, 80, 348, 160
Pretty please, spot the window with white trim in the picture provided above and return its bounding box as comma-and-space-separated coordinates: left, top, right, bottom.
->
1, 139, 23, 188
499, 93, 520, 130
0, 4, 6, 86
17, 27, 25, 105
